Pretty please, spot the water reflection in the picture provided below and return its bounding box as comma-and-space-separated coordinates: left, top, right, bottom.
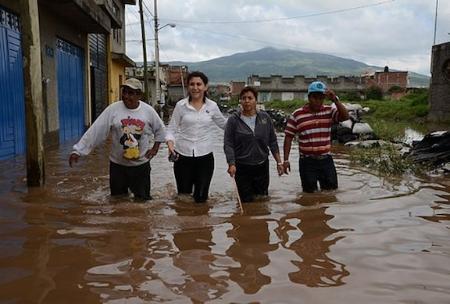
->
225, 214, 277, 294
172, 226, 228, 302
167, 201, 227, 302
276, 194, 349, 287
0, 190, 54, 304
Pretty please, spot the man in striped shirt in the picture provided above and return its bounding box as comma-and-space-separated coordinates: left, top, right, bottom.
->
282, 81, 349, 193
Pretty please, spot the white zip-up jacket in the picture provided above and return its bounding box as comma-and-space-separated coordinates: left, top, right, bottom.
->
73, 100, 166, 166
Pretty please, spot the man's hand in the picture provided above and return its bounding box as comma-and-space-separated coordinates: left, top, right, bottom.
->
69, 153, 79, 168
283, 160, 291, 175
325, 89, 338, 102
227, 164, 236, 178
145, 146, 159, 159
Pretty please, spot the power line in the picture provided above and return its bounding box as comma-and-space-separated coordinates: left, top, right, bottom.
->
126, 38, 156, 42
125, 0, 395, 26
160, 0, 395, 24
142, 0, 154, 17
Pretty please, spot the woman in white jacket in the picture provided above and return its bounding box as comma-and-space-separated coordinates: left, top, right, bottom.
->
166, 71, 226, 203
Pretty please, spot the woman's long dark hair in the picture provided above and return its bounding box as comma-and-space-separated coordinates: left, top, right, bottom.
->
187, 71, 208, 85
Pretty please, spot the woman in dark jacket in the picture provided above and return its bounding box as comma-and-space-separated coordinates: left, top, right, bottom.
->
224, 86, 284, 202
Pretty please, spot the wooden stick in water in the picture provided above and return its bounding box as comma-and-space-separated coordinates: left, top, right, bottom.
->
231, 177, 244, 215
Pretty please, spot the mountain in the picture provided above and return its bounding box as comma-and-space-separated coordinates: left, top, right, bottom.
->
164, 47, 429, 87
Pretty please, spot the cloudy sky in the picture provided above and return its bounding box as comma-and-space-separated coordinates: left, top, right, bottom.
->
125, 0, 450, 76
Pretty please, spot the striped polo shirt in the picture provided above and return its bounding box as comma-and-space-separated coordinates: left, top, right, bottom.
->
285, 104, 339, 156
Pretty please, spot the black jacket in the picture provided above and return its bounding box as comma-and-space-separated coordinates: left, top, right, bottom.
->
224, 110, 279, 165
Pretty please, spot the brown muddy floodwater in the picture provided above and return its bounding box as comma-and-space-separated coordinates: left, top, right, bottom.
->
0, 127, 449, 304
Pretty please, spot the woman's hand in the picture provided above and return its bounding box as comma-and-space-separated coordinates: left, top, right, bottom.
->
167, 140, 175, 155
276, 163, 284, 176
283, 160, 291, 174
227, 164, 236, 178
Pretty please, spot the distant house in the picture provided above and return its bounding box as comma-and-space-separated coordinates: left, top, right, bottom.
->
126, 64, 188, 105
208, 83, 230, 99
362, 66, 409, 93
247, 74, 364, 102
230, 81, 246, 97
166, 65, 188, 104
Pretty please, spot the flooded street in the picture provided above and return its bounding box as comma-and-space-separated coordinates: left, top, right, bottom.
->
0, 127, 449, 303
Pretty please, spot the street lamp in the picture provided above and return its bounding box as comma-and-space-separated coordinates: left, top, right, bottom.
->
154, 0, 175, 111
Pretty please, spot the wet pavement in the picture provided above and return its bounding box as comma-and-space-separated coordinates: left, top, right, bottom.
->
0, 127, 449, 303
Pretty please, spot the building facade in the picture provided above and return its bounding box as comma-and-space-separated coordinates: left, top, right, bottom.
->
165, 65, 188, 105
108, 0, 135, 104
247, 74, 365, 102
0, 0, 135, 160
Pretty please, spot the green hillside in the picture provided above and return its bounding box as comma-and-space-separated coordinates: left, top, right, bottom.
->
165, 47, 429, 87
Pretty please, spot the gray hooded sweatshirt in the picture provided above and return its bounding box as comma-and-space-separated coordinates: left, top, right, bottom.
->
224, 110, 279, 166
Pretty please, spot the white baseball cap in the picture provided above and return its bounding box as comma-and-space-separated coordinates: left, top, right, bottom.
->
122, 78, 143, 91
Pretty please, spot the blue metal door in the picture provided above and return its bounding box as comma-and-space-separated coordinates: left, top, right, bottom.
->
0, 7, 25, 160
56, 39, 85, 143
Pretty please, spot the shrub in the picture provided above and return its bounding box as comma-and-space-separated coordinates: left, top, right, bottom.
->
365, 85, 383, 100
387, 85, 404, 94
341, 91, 361, 101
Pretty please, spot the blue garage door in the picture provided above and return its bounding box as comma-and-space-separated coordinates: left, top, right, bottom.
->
56, 38, 85, 143
0, 7, 25, 160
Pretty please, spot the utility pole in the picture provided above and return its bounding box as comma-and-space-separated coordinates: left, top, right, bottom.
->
20, 0, 45, 186
139, 0, 149, 102
154, 0, 160, 107
433, 0, 438, 45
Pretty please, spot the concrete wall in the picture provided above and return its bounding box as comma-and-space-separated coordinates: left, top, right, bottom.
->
248, 74, 364, 102
110, 1, 125, 54
429, 42, 450, 121
110, 60, 126, 102
38, 6, 89, 144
